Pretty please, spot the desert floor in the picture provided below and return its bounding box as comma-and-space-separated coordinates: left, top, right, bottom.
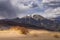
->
0, 29, 60, 40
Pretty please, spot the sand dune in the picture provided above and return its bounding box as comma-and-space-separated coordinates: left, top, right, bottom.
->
0, 29, 60, 40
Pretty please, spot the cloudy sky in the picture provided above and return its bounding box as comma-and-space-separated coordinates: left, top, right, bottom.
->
0, 0, 60, 19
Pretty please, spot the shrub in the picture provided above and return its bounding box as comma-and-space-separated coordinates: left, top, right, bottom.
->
10, 26, 29, 34
53, 34, 60, 38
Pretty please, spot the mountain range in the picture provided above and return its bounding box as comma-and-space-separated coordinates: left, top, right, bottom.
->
0, 14, 60, 31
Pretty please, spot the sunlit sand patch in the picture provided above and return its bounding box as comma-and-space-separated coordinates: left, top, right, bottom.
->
0, 26, 28, 37
29, 30, 60, 38
0, 30, 26, 37
29, 30, 50, 35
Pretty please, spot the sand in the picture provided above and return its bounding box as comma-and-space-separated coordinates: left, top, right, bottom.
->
0, 29, 60, 40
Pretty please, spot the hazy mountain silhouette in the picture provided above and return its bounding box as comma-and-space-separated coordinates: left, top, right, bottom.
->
0, 15, 60, 31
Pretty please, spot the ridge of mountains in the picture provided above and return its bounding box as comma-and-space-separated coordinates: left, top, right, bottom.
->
0, 15, 60, 31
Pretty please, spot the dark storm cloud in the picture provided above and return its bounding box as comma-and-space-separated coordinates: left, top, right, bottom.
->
31, 2, 38, 8
43, 1, 60, 8
0, 0, 44, 19
0, 0, 17, 19
24, 2, 38, 8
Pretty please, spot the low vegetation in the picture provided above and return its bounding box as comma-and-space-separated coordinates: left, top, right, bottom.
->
10, 26, 29, 34
53, 34, 60, 38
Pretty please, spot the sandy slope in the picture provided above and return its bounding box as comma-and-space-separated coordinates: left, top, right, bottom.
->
0, 29, 60, 40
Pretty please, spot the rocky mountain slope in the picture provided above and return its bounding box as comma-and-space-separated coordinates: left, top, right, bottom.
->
0, 15, 60, 31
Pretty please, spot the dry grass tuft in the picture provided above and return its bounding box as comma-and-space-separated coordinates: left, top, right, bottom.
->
53, 34, 60, 38
10, 26, 29, 34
